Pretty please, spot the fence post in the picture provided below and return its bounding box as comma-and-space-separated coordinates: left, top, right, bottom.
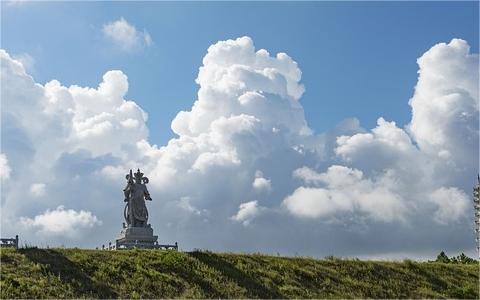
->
15, 235, 18, 250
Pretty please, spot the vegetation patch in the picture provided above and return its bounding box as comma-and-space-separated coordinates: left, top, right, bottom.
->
0, 248, 478, 299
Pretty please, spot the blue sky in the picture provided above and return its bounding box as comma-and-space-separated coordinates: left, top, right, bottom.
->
3, 1, 478, 146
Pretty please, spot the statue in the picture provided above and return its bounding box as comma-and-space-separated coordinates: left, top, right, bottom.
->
123, 169, 152, 227
115, 168, 176, 250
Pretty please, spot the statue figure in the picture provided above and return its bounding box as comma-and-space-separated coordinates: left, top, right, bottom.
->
123, 169, 152, 227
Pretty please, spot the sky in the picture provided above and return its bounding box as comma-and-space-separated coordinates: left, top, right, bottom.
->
1, 1, 479, 259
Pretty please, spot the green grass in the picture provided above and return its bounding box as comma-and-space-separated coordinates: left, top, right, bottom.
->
1, 247, 478, 299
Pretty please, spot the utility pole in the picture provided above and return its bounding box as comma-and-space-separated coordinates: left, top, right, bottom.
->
474, 175, 480, 257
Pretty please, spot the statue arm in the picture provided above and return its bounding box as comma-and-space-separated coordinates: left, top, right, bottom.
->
144, 186, 152, 201
123, 184, 131, 202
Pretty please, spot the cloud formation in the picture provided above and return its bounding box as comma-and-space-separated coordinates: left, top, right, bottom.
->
20, 206, 101, 238
1, 37, 478, 258
284, 165, 407, 222
231, 200, 263, 226
12, 53, 35, 73
252, 171, 272, 193
103, 17, 153, 52
280, 40, 477, 247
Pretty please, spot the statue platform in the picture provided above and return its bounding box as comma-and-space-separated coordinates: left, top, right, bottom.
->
116, 225, 158, 249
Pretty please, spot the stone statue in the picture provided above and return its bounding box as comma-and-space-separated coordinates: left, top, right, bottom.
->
115, 168, 160, 249
123, 169, 152, 227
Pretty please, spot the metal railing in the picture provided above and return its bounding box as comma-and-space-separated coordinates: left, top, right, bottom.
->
0, 235, 19, 249
100, 241, 178, 251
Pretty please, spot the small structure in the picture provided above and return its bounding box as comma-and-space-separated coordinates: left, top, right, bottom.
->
115, 169, 177, 250
0, 235, 18, 249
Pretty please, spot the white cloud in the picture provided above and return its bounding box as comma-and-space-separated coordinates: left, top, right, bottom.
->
231, 200, 263, 226
428, 187, 470, 224
282, 38, 477, 227
0, 153, 11, 180
336, 118, 416, 162
20, 206, 102, 238
408, 39, 478, 168
285, 166, 407, 222
121, 118, 140, 129
30, 183, 46, 197
102, 17, 153, 52
293, 166, 324, 184
252, 170, 272, 193
12, 53, 34, 73
45, 70, 149, 157
319, 39, 477, 228
138, 37, 314, 213
171, 36, 308, 138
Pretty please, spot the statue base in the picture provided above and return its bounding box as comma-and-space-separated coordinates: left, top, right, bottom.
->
115, 225, 158, 249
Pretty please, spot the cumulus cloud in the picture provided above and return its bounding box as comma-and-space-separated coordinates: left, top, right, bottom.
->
12, 53, 34, 73
282, 39, 477, 229
428, 187, 470, 224
285, 166, 407, 222
20, 206, 102, 238
1, 36, 478, 257
171, 36, 308, 138
252, 170, 272, 193
46, 70, 149, 157
408, 39, 478, 164
103, 17, 153, 52
231, 200, 263, 226
320, 39, 477, 228
335, 118, 420, 172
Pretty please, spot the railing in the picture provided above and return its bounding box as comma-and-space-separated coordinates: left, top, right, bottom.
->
150, 241, 178, 250
100, 241, 178, 251
0, 235, 19, 250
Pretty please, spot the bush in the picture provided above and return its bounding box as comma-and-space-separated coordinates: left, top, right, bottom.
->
434, 251, 477, 264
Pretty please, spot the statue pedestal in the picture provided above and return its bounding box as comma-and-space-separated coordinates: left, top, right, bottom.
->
115, 225, 158, 249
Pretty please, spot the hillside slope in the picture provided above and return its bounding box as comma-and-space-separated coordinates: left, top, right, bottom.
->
0, 248, 478, 299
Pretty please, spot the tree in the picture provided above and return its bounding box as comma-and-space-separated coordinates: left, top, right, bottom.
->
453, 253, 476, 264
435, 251, 450, 263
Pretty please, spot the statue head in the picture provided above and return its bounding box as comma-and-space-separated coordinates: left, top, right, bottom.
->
134, 169, 144, 183
126, 168, 149, 185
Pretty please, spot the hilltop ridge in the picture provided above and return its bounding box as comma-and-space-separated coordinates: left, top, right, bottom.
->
0, 248, 478, 299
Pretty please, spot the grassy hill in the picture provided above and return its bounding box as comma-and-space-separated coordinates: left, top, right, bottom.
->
1, 247, 478, 299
